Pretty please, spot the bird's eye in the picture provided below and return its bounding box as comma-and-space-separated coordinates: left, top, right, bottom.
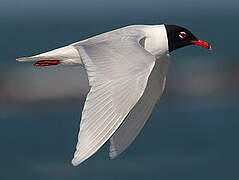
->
179, 32, 186, 39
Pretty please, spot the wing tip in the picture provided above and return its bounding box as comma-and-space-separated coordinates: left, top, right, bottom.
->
109, 152, 117, 159
71, 156, 85, 166
71, 159, 80, 166
71, 152, 89, 166
109, 140, 118, 159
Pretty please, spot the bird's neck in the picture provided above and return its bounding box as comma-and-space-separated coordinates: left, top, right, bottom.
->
144, 25, 169, 57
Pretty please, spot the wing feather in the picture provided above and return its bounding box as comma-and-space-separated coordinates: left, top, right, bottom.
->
109, 56, 170, 159
71, 29, 156, 166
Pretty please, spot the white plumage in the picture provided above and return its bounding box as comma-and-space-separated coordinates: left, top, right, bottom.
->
17, 25, 170, 166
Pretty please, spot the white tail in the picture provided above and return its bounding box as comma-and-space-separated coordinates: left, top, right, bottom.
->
17, 45, 83, 66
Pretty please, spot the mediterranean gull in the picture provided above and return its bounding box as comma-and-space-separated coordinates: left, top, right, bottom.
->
17, 24, 212, 166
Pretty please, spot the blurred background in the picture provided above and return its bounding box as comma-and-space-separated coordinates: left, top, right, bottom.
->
0, 0, 239, 179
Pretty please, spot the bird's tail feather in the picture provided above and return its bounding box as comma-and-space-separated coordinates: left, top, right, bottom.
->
16, 56, 58, 62
16, 45, 82, 66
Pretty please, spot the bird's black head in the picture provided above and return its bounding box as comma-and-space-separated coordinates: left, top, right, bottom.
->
165, 25, 212, 52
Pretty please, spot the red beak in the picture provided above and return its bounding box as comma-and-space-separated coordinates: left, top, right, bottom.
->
191, 39, 212, 50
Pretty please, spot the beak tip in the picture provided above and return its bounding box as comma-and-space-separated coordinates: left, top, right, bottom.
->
208, 45, 212, 51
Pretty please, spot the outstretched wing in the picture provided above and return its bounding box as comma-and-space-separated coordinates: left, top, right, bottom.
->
72, 30, 156, 166
109, 55, 170, 159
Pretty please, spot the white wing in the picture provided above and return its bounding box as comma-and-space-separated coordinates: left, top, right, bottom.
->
109, 56, 170, 158
72, 29, 156, 166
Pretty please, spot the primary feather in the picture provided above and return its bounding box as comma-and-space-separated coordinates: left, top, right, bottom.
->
16, 25, 170, 166
109, 56, 169, 158
71, 27, 157, 166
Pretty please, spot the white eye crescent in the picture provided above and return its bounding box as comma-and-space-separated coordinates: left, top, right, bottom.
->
179, 32, 186, 39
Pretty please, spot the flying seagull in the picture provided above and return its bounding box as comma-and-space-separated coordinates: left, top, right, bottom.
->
17, 24, 212, 166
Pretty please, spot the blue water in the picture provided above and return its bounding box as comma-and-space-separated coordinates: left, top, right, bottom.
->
0, 96, 238, 180
1, 0, 239, 179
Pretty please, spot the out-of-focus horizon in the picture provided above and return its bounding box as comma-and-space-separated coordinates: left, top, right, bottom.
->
1, 0, 239, 179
